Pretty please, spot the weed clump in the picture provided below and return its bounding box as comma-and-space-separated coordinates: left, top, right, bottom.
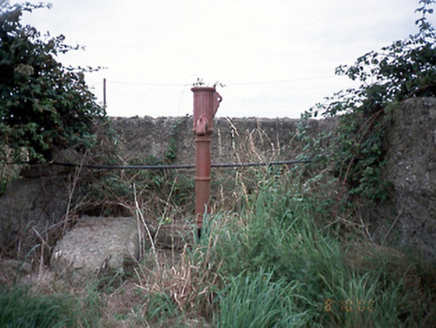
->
0, 284, 101, 327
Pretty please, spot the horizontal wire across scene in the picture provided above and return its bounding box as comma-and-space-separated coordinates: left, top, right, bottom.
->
48, 159, 311, 171
97, 75, 338, 88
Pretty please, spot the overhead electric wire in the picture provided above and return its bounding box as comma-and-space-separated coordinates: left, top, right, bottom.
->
108, 81, 189, 87
227, 75, 338, 86
103, 74, 339, 88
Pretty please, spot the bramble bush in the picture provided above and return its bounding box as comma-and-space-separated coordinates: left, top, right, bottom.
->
298, 0, 436, 205
0, 1, 106, 163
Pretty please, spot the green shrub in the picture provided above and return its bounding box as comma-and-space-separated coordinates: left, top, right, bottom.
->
298, 0, 436, 206
0, 2, 106, 163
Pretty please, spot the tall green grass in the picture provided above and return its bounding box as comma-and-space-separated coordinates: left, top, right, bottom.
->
188, 170, 436, 327
214, 270, 309, 328
0, 284, 101, 327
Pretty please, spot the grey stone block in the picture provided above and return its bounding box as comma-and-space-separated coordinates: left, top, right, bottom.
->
50, 216, 140, 284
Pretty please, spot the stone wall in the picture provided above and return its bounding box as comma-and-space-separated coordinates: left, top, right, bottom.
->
110, 116, 337, 165
110, 99, 436, 259
1, 116, 334, 254
371, 97, 436, 258
0, 98, 435, 259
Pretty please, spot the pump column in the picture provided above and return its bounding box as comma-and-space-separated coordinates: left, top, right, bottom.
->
191, 87, 222, 237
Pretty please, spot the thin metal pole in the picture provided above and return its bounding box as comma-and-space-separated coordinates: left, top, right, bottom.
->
103, 78, 107, 109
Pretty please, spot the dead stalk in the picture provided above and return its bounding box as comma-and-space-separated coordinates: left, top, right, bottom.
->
63, 150, 87, 237
383, 208, 403, 244
154, 176, 178, 244
32, 227, 49, 279
133, 183, 158, 267
248, 131, 263, 162
360, 219, 374, 243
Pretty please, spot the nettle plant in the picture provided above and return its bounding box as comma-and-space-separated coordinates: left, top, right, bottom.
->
299, 0, 436, 205
0, 2, 106, 163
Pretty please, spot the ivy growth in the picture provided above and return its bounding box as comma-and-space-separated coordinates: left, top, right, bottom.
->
164, 115, 188, 164
0, 2, 106, 163
298, 0, 436, 205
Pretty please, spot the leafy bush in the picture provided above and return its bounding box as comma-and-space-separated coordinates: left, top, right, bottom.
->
0, 2, 106, 163
298, 0, 436, 205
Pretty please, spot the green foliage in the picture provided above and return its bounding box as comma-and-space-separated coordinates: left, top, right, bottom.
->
164, 116, 188, 163
0, 1, 106, 163
214, 270, 308, 328
78, 116, 193, 217
3, 169, 432, 327
145, 292, 181, 324
298, 0, 436, 205
191, 170, 436, 327
0, 284, 101, 327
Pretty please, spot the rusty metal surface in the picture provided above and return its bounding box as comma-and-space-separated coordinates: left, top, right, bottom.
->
192, 87, 222, 233
195, 135, 211, 230
192, 87, 222, 135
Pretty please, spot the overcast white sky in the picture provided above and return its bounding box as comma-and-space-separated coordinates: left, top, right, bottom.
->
21, 0, 431, 118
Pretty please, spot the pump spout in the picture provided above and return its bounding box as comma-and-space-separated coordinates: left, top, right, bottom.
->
196, 115, 209, 136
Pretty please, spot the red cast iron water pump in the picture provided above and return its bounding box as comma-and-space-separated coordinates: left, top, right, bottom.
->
191, 87, 222, 237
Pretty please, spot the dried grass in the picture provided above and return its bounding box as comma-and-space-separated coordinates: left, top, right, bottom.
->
2, 122, 435, 326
